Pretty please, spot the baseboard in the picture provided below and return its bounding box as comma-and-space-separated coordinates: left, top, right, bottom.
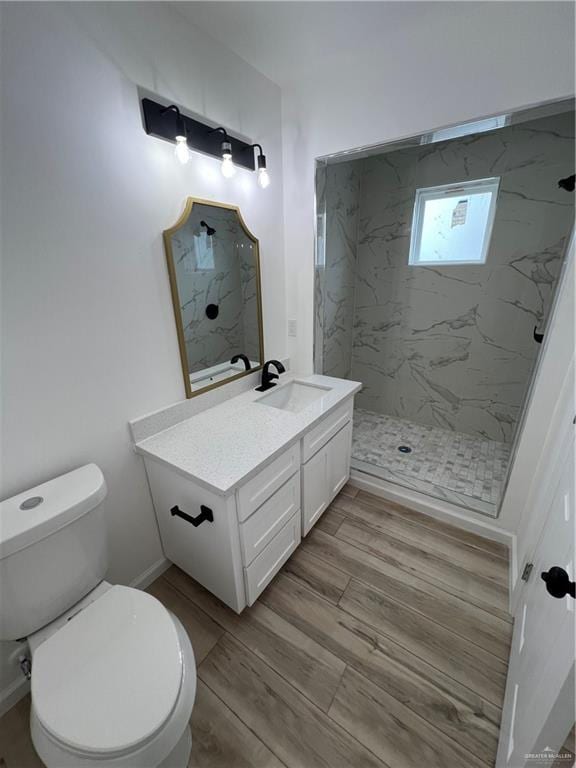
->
349, 469, 515, 548
0, 675, 30, 718
0, 557, 172, 718
130, 556, 171, 590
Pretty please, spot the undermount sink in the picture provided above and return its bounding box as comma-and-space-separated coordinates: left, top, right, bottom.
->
256, 381, 332, 413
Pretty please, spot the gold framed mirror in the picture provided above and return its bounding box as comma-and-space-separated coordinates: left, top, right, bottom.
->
163, 198, 264, 398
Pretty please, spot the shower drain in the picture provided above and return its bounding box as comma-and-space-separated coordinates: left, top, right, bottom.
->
398, 446, 412, 454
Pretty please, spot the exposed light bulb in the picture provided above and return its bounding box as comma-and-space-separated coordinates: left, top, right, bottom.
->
256, 152, 270, 189
220, 140, 236, 178
221, 153, 236, 178
257, 167, 270, 189
174, 135, 190, 165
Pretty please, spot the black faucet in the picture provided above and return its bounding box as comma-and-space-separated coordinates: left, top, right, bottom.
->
256, 360, 286, 392
230, 353, 251, 371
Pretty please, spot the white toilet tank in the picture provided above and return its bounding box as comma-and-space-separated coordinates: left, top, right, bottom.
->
0, 464, 108, 641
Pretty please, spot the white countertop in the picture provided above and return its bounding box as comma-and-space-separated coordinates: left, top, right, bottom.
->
135, 375, 361, 495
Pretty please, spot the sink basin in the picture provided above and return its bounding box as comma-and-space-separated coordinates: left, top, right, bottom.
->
256, 381, 332, 413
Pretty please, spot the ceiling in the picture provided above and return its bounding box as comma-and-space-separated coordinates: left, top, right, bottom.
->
173, 1, 458, 88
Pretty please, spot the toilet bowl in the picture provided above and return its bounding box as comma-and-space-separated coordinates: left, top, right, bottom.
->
28, 584, 196, 768
0, 464, 196, 768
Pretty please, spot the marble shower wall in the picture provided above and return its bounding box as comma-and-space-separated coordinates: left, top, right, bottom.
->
313, 162, 327, 374
238, 240, 260, 363
318, 110, 575, 443
317, 162, 361, 378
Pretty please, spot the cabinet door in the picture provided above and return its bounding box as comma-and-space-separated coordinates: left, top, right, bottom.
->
328, 421, 352, 501
302, 443, 329, 536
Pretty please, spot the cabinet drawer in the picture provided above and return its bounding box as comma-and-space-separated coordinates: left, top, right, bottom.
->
302, 399, 353, 462
244, 512, 301, 605
237, 443, 300, 522
239, 473, 300, 565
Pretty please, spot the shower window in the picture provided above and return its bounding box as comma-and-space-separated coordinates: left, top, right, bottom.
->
408, 177, 499, 266
193, 232, 215, 270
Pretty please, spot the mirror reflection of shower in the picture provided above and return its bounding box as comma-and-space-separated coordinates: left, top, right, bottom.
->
315, 99, 575, 518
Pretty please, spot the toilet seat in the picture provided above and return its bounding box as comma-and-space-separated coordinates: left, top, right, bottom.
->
31, 585, 185, 757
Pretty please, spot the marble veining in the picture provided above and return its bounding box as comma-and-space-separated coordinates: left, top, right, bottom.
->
313, 162, 327, 374
352, 409, 510, 517
317, 110, 575, 446
316, 162, 361, 379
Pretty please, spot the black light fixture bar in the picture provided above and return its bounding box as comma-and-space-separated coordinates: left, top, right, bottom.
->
142, 97, 255, 171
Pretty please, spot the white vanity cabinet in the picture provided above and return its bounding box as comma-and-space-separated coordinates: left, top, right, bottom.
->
141, 388, 357, 613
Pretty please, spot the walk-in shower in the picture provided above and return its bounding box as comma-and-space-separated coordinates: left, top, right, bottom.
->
314, 100, 575, 517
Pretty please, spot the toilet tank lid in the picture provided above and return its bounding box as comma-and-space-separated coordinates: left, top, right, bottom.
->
0, 464, 107, 559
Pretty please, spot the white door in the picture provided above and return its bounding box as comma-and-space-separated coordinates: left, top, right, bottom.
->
496, 416, 575, 767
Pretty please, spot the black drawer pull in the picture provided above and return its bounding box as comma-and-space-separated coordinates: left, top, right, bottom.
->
170, 504, 214, 527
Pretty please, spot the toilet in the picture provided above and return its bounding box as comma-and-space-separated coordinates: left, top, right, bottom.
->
0, 464, 196, 768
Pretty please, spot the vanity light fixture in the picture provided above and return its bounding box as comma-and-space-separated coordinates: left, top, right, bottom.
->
250, 144, 270, 189
142, 97, 270, 187
160, 104, 190, 165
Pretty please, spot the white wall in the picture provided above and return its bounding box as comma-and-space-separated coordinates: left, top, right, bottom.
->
281, 1, 575, 376
0, 1, 285, 700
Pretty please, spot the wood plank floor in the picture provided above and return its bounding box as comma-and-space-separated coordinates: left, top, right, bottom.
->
0, 485, 512, 768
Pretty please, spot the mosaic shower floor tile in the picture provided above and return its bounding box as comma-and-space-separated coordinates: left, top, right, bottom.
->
352, 409, 511, 518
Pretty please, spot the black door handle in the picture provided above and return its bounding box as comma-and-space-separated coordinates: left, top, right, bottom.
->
533, 326, 544, 344
170, 504, 213, 527
541, 567, 575, 599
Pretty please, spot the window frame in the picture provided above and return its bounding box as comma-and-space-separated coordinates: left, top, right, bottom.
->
408, 176, 500, 267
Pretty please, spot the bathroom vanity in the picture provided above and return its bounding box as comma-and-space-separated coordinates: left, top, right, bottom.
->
132, 198, 360, 612
133, 375, 360, 612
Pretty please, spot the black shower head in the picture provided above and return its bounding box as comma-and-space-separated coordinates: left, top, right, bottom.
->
200, 220, 216, 236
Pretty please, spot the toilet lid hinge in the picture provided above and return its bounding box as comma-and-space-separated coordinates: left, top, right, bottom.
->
19, 654, 32, 680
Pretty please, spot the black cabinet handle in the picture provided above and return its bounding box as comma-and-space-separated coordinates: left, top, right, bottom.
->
170, 504, 214, 527
541, 566, 575, 599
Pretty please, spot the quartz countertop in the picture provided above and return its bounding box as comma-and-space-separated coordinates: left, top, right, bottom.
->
134, 375, 361, 495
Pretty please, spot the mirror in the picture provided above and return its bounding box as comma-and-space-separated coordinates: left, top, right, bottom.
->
164, 198, 264, 398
